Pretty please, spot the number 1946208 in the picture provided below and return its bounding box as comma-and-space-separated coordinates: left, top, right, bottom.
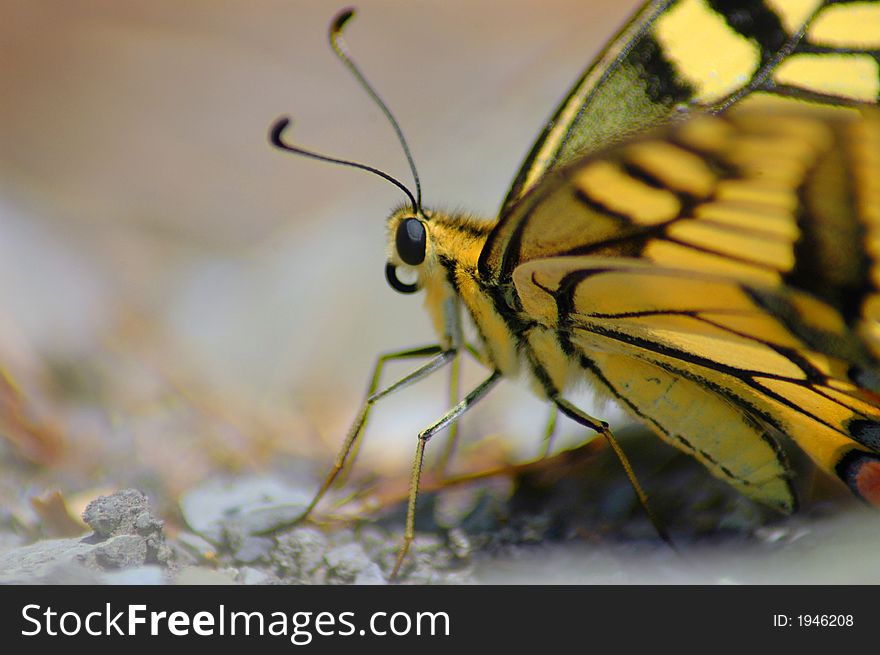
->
774, 615, 854, 627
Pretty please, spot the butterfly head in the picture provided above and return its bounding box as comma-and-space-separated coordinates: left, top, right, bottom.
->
384, 204, 495, 300
385, 204, 495, 351
385, 207, 431, 295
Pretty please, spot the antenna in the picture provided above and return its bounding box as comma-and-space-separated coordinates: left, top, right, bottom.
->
268, 8, 423, 212
269, 117, 418, 210
329, 9, 422, 210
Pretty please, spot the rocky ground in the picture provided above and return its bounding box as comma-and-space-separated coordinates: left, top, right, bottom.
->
2, 427, 877, 585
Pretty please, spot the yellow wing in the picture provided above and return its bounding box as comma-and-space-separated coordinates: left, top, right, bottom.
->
491, 103, 880, 509
502, 0, 880, 215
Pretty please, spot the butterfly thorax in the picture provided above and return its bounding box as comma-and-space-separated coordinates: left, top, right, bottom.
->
387, 206, 590, 398
386, 207, 529, 378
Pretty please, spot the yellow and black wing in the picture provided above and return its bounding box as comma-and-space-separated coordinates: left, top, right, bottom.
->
486, 103, 880, 510
501, 0, 880, 215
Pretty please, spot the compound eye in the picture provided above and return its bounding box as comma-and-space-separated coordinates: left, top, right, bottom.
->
395, 218, 426, 266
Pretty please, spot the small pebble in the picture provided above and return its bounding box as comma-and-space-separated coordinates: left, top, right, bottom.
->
238, 567, 273, 585
354, 563, 386, 585
176, 531, 218, 562
272, 526, 329, 578
82, 489, 153, 538
234, 536, 274, 564
325, 542, 372, 583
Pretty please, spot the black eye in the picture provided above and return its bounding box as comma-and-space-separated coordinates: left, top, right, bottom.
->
395, 218, 426, 266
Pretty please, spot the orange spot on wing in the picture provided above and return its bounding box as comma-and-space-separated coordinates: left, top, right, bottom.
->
855, 459, 880, 507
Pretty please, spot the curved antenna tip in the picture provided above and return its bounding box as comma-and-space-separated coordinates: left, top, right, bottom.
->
267, 113, 418, 210
268, 116, 292, 147
331, 8, 356, 36
324, 5, 422, 209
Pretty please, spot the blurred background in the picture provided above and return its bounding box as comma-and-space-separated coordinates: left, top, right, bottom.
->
0, 0, 644, 525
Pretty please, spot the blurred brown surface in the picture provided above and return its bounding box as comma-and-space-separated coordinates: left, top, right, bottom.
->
0, 0, 639, 504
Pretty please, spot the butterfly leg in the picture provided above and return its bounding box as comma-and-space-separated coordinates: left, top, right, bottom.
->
434, 342, 491, 476
306, 345, 456, 517
260, 345, 453, 535
434, 351, 462, 476
551, 396, 673, 547
391, 370, 502, 580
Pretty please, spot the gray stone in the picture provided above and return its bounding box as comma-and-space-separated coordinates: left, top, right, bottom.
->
0, 487, 173, 583
223, 504, 307, 539
175, 531, 218, 562
179, 475, 312, 543
234, 536, 274, 564
0, 533, 153, 583
80, 489, 169, 565
325, 542, 372, 583
88, 534, 148, 570
272, 526, 328, 578
238, 566, 273, 585
42, 560, 107, 584
353, 563, 386, 585
0, 537, 97, 583
82, 489, 153, 538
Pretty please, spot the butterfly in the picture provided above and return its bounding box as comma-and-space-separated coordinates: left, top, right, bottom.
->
270, 0, 880, 577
